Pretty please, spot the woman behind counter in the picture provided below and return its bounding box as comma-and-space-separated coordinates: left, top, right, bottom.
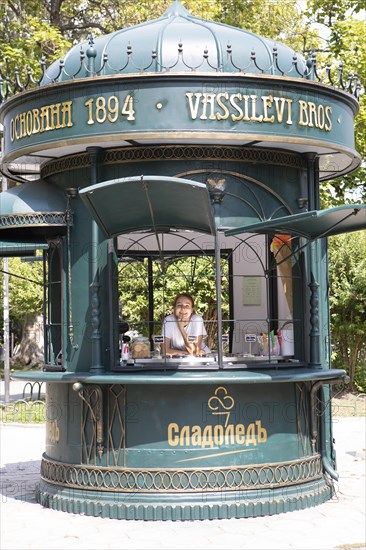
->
162, 293, 210, 356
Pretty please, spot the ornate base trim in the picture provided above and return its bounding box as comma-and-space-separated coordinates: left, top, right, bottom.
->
40, 454, 323, 493
36, 478, 333, 520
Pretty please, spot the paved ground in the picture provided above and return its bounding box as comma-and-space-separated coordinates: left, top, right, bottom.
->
0, 380, 365, 550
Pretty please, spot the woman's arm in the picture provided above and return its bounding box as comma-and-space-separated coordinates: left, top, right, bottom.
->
177, 320, 195, 355
162, 315, 205, 356
164, 337, 190, 356
195, 335, 204, 356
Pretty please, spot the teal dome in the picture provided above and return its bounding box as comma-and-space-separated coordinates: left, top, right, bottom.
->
42, 1, 306, 83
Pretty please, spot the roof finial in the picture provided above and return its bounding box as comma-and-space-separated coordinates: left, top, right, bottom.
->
162, 1, 191, 18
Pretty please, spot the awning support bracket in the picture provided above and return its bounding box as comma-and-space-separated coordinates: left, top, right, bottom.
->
142, 176, 165, 273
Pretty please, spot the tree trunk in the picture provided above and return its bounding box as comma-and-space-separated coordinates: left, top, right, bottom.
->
11, 314, 44, 369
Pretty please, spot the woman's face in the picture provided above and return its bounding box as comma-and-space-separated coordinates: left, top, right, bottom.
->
174, 296, 193, 321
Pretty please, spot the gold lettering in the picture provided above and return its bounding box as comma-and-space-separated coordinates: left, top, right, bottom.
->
186, 92, 202, 120
180, 425, 191, 446
167, 420, 267, 448
19, 112, 26, 139
107, 95, 119, 123
61, 101, 73, 128
274, 96, 287, 123
235, 423, 245, 444
167, 422, 179, 446
230, 93, 244, 121
256, 420, 267, 442
216, 92, 230, 120
15, 116, 20, 139
201, 426, 214, 448
200, 93, 216, 120
213, 424, 225, 446
85, 98, 95, 125
262, 95, 275, 123
191, 425, 202, 446
298, 100, 309, 127
325, 105, 332, 131
32, 109, 40, 134
274, 97, 293, 125
246, 423, 258, 446
40, 105, 51, 132
121, 94, 135, 120
241, 95, 250, 121
10, 118, 16, 142
317, 104, 325, 129
307, 101, 317, 128
224, 424, 235, 445
26, 111, 33, 136
8, 101, 74, 142
49, 103, 61, 130
286, 98, 293, 125
95, 96, 107, 124
47, 419, 60, 443
250, 95, 263, 122
297, 100, 332, 130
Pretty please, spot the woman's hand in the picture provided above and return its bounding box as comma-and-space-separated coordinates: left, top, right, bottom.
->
177, 318, 186, 331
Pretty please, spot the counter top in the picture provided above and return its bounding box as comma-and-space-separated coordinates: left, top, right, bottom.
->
11, 367, 348, 385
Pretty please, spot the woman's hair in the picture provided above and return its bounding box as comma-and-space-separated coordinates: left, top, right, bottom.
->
173, 293, 195, 309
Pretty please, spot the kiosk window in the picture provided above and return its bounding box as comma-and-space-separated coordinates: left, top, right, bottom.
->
114, 230, 303, 369
117, 246, 231, 353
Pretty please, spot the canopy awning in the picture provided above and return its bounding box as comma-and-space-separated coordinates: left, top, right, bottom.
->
0, 240, 48, 257
79, 176, 216, 237
225, 205, 366, 240
0, 180, 68, 239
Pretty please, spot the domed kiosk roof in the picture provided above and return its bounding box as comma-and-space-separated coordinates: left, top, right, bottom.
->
0, 0, 361, 182
43, 0, 306, 82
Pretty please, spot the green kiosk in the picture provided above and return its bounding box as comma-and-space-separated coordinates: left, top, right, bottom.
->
1, 1, 365, 520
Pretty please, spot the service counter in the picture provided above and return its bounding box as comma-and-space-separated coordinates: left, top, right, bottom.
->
13, 366, 347, 520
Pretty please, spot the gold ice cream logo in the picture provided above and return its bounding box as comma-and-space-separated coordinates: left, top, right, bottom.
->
168, 385, 267, 455
208, 386, 234, 427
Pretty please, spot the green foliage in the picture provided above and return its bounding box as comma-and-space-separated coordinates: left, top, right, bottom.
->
118, 255, 229, 349
216, 0, 308, 51
306, 5, 366, 206
0, 8, 71, 79
306, 0, 365, 27
354, 354, 366, 392
321, 17, 366, 205
328, 231, 366, 390
0, 257, 44, 340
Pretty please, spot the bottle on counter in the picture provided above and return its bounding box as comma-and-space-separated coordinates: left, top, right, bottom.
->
121, 334, 131, 363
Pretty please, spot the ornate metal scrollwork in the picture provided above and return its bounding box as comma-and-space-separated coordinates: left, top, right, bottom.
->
72, 383, 104, 462
0, 212, 68, 229
0, 41, 361, 104
40, 453, 323, 493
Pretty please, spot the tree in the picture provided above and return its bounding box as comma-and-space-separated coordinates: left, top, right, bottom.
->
305, 1, 366, 205
328, 230, 366, 391
0, 256, 45, 367
0, 1, 71, 79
